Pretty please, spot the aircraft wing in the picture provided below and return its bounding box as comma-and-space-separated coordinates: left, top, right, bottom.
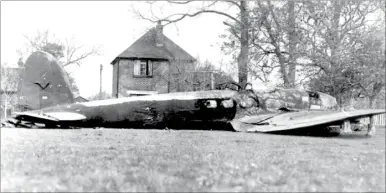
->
8, 111, 87, 128
231, 109, 385, 132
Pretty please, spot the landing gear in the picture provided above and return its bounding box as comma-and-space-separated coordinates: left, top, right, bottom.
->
341, 120, 353, 134
337, 116, 377, 137
367, 115, 376, 137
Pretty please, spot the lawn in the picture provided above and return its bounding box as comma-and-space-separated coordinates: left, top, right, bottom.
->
1, 127, 385, 192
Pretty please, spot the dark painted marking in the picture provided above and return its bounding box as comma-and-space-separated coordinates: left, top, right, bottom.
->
34, 82, 50, 90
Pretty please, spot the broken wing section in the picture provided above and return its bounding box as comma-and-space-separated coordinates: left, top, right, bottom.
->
231, 109, 385, 133
8, 111, 86, 128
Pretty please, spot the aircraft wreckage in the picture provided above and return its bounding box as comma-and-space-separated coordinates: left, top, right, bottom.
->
5, 51, 385, 136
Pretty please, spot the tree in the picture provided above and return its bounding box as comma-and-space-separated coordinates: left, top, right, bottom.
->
350, 25, 385, 108
193, 60, 235, 90
0, 65, 21, 119
191, 0, 300, 88
246, 1, 300, 87
166, 59, 234, 92
17, 30, 101, 95
67, 73, 80, 95
87, 91, 113, 101
168, 59, 196, 92
298, 0, 381, 107
132, 0, 384, 109
132, 1, 251, 87
19, 30, 100, 67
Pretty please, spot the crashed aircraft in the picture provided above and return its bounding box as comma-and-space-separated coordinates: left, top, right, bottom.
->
6, 51, 385, 136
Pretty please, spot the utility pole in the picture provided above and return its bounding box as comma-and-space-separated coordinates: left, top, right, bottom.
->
210, 72, 215, 90
99, 64, 103, 100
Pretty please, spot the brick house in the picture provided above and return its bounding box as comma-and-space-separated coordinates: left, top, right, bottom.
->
110, 22, 196, 98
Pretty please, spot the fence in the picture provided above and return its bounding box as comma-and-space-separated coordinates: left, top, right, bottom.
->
359, 113, 385, 126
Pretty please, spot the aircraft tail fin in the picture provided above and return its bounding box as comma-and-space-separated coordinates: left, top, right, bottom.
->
18, 51, 74, 110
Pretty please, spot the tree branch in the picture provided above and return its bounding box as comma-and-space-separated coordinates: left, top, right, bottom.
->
266, 1, 282, 32
223, 0, 242, 10
133, 1, 242, 26
161, 10, 242, 26
63, 46, 99, 67
167, 1, 193, 5
223, 21, 241, 40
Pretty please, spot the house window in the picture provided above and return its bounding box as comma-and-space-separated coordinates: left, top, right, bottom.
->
134, 60, 153, 77
140, 61, 147, 75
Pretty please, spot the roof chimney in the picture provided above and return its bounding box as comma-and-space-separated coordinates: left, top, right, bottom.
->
155, 21, 164, 47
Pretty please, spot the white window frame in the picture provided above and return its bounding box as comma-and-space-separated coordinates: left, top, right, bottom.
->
133, 60, 153, 78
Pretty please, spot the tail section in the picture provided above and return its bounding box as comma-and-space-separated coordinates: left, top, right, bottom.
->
18, 51, 74, 110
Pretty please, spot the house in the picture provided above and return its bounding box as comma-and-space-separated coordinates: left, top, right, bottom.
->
74, 96, 88, 103
110, 22, 196, 98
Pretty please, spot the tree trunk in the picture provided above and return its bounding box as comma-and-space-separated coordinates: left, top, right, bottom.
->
330, 0, 342, 69
262, 1, 290, 87
276, 48, 291, 87
369, 95, 376, 109
287, 0, 296, 87
369, 82, 384, 109
329, 1, 343, 109
337, 94, 343, 109
237, 1, 249, 88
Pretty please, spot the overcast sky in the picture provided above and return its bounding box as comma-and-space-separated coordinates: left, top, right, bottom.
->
1, 1, 235, 98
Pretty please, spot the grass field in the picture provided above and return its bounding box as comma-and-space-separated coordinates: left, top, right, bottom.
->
1, 127, 385, 192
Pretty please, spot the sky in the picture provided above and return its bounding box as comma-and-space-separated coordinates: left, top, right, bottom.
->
1, 1, 236, 98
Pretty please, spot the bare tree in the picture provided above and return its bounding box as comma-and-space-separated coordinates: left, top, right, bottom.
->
62, 38, 100, 67
193, 60, 235, 90
219, 1, 300, 88
18, 30, 101, 67
17, 30, 101, 95
0, 65, 21, 119
351, 25, 385, 108
252, 1, 296, 87
299, 0, 382, 107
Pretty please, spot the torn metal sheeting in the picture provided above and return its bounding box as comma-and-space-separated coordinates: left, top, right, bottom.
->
235, 109, 385, 133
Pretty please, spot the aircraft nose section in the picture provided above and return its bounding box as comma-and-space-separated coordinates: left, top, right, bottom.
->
232, 90, 260, 120
233, 90, 260, 109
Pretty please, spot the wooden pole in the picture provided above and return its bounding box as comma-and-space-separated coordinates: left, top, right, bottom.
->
100, 64, 103, 100
210, 72, 215, 90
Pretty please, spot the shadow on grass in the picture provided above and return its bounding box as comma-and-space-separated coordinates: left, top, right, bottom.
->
9, 121, 382, 141
266, 125, 374, 139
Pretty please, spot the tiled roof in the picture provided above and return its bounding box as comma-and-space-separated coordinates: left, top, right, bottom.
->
111, 27, 196, 64
74, 96, 88, 102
